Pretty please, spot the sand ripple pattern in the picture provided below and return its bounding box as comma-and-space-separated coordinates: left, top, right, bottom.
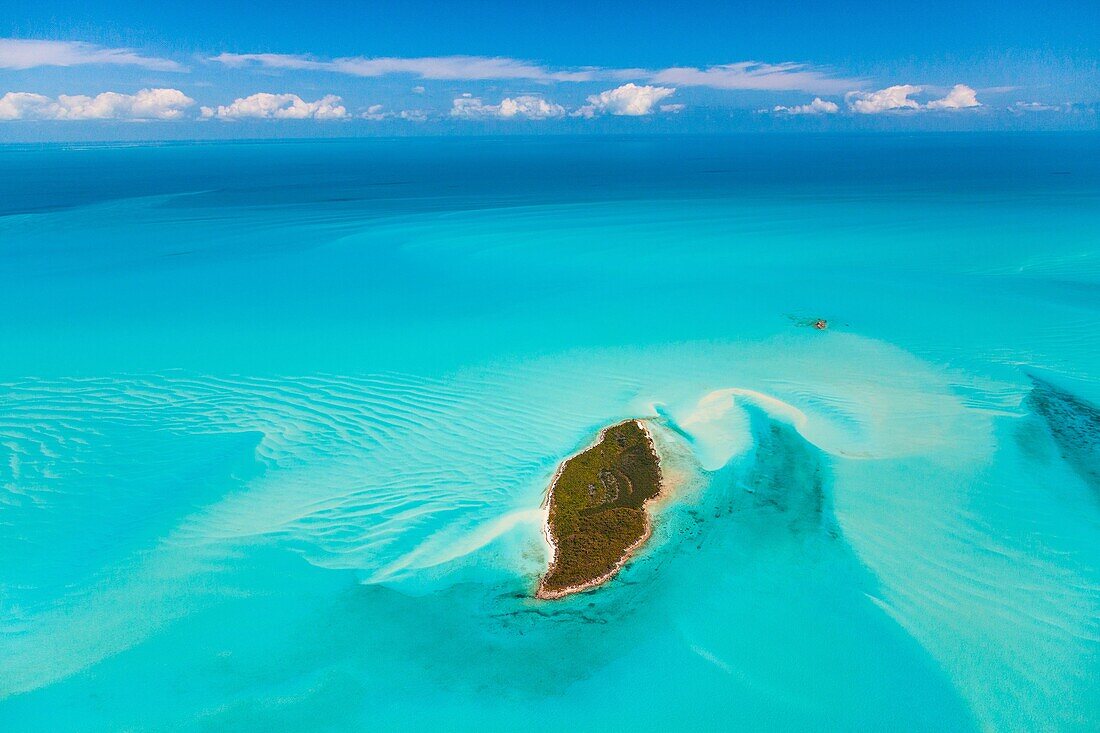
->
2, 337, 1099, 729
1, 370, 619, 589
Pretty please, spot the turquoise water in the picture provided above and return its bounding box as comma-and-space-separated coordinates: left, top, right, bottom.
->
1, 135, 1098, 731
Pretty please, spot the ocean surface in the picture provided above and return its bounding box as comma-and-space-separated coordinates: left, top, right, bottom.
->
1, 134, 1098, 731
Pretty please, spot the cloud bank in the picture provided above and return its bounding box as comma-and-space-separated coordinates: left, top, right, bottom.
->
0, 36, 1071, 131
0, 89, 194, 120
200, 93, 349, 120
0, 39, 184, 72
0, 35, 998, 130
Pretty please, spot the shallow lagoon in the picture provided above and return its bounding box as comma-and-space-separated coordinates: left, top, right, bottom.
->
1, 135, 1098, 730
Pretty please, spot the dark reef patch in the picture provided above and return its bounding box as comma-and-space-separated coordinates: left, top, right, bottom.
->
1028, 375, 1100, 493
700, 408, 832, 540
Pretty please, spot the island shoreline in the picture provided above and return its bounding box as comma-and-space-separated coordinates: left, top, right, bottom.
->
535, 418, 665, 600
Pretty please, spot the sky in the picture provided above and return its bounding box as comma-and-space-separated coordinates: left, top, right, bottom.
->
0, 0, 1097, 139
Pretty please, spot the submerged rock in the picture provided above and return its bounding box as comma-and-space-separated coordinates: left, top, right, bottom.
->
787, 314, 830, 330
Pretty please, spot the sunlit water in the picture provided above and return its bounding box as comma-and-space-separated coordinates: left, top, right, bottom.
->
1, 135, 1098, 731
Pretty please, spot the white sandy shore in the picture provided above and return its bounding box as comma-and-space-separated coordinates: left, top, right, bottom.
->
535, 418, 666, 600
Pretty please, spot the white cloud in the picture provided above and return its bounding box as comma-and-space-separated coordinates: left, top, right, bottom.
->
200, 93, 348, 120
450, 94, 566, 119
209, 51, 861, 93
925, 84, 980, 110
846, 84, 981, 113
1010, 101, 1062, 113
411, 86, 426, 94
660, 103, 686, 113
573, 83, 675, 117
0, 39, 184, 72
0, 93, 51, 120
650, 62, 859, 94
359, 103, 427, 121
846, 85, 923, 114
0, 89, 194, 120
770, 97, 839, 115
362, 104, 387, 120
210, 53, 593, 82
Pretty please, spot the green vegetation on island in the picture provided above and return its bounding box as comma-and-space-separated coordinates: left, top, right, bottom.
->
538, 419, 663, 599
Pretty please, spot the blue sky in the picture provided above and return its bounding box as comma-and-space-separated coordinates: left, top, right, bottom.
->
0, 0, 1097, 138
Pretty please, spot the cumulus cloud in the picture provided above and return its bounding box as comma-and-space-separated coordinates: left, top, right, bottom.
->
924, 84, 980, 110
0, 93, 47, 120
0, 89, 194, 120
846, 85, 923, 114
770, 97, 839, 115
573, 83, 675, 117
0, 39, 184, 71
210, 53, 593, 82
200, 93, 348, 120
846, 84, 981, 114
362, 104, 387, 120
650, 62, 859, 94
450, 94, 566, 119
358, 104, 428, 121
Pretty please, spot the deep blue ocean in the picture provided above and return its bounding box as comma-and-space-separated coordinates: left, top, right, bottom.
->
1, 134, 1098, 731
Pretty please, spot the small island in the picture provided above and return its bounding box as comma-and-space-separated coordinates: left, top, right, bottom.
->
537, 419, 664, 599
